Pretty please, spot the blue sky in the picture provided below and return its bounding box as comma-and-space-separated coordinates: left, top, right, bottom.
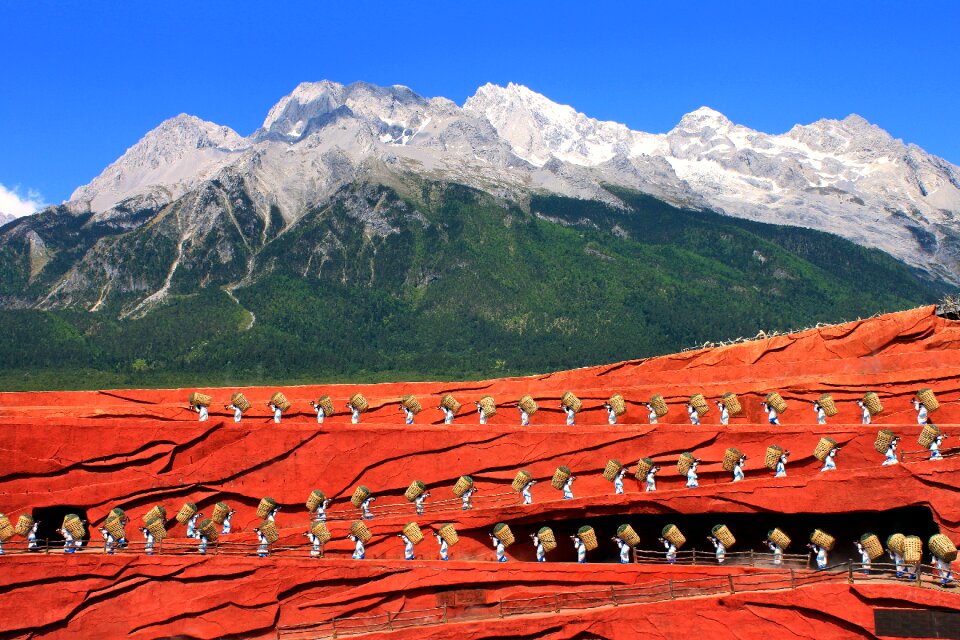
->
1, 1, 958, 211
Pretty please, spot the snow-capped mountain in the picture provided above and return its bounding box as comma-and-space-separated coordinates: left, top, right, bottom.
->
48, 80, 960, 285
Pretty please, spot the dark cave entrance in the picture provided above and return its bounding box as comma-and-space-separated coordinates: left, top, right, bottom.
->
30, 506, 91, 548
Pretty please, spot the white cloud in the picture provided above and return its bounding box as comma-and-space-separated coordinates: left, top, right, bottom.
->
0, 183, 47, 218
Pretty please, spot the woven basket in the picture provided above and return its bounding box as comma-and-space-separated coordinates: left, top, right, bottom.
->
176, 502, 198, 525
814, 437, 837, 462
536, 527, 557, 552
886, 533, 906, 555
258, 520, 278, 544
903, 536, 923, 564
722, 448, 742, 473
451, 476, 473, 498
765, 392, 788, 414
63, 515, 85, 540
512, 470, 533, 492
810, 529, 836, 551
311, 521, 331, 544
860, 533, 884, 560
403, 522, 424, 545
919, 424, 940, 448
863, 392, 883, 416
712, 524, 736, 548
401, 394, 422, 414
349, 393, 369, 412
440, 394, 461, 413
690, 393, 710, 417
617, 524, 640, 547
578, 525, 598, 551
269, 392, 291, 412
765, 445, 784, 470
874, 430, 896, 454
635, 457, 655, 480
351, 486, 371, 509
142, 505, 166, 524
230, 392, 251, 412
518, 394, 538, 416
767, 528, 791, 550
406, 480, 426, 502
104, 517, 125, 540
438, 524, 459, 546
306, 490, 326, 512
929, 534, 957, 562
198, 519, 218, 542
917, 388, 940, 412
722, 392, 743, 416
317, 395, 335, 416
650, 394, 669, 417
551, 466, 572, 490
0, 521, 13, 542
257, 497, 278, 519
189, 392, 212, 407
110, 507, 126, 521
603, 460, 623, 481
677, 452, 696, 476
350, 521, 372, 543
212, 502, 231, 525
818, 394, 839, 417
561, 391, 583, 413
15, 514, 34, 537
662, 524, 686, 549
144, 516, 167, 541
607, 394, 627, 417
493, 523, 515, 547
478, 396, 496, 417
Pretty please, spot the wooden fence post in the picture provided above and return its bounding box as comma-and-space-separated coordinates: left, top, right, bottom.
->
668, 580, 675, 599
610, 585, 618, 606
727, 574, 735, 594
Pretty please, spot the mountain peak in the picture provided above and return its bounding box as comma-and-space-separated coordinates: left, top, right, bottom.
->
676, 106, 733, 130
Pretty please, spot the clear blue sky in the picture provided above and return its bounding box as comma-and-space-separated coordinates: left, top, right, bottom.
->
1, 0, 958, 209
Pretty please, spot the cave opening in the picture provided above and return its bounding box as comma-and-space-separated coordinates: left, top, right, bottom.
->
30, 506, 90, 547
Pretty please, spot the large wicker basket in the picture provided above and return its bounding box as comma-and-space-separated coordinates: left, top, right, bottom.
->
401, 394, 422, 414
608, 394, 627, 417
650, 394, 669, 417
722, 392, 743, 416
886, 533, 906, 555
269, 392, 291, 412
198, 519, 218, 542
142, 505, 166, 524
765, 392, 788, 414
478, 396, 496, 417
259, 520, 279, 544
903, 536, 923, 564
109, 507, 127, 521
451, 476, 473, 498
63, 514, 85, 540
350, 521, 372, 543
306, 490, 326, 512
230, 392, 251, 412
635, 457, 655, 480
438, 524, 459, 546
929, 534, 957, 562
661, 524, 686, 549
317, 396, 335, 416
551, 466, 572, 490
765, 445, 784, 470
860, 533, 884, 561
722, 447, 742, 473
406, 480, 426, 502
144, 516, 167, 541
176, 502, 198, 525
257, 497, 278, 519
350, 486, 371, 508
917, 388, 940, 413
813, 437, 837, 462
690, 393, 710, 417
311, 521, 332, 544
440, 394, 461, 413
818, 394, 839, 417
874, 430, 896, 454
617, 524, 640, 547
578, 525, 598, 551
767, 528, 791, 550
493, 522, 515, 547
189, 392, 212, 407
349, 393, 369, 412
711, 524, 736, 548
511, 470, 533, 492
919, 424, 940, 448
810, 529, 836, 551
403, 522, 424, 545
561, 391, 582, 413
15, 514, 34, 537
677, 452, 696, 476
0, 514, 14, 542
603, 460, 623, 481
212, 502, 231, 525
863, 392, 883, 416
538, 527, 557, 552
518, 394, 538, 416
104, 516, 125, 541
